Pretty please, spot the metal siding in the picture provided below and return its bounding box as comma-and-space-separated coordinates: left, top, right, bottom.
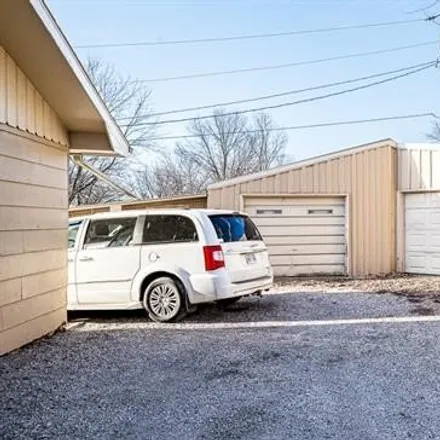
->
208, 143, 396, 276
0, 47, 68, 147
399, 148, 440, 191
279, 172, 288, 192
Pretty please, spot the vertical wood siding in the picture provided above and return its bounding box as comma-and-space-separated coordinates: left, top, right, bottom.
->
0, 47, 69, 147
208, 144, 397, 277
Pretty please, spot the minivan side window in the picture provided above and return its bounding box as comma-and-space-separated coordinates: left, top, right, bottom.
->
84, 217, 137, 249
68, 221, 83, 248
142, 215, 198, 244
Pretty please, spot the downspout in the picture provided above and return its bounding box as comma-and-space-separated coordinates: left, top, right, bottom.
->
71, 155, 140, 200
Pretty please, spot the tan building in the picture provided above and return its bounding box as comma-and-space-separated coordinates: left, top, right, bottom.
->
0, 0, 129, 355
68, 140, 440, 279
208, 139, 440, 278
68, 194, 208, 218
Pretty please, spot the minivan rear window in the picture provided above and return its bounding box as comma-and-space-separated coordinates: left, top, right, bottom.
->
209, 214, 262, 243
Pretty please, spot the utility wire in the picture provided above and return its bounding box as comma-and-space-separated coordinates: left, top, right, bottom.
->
116, 61, 435, 120
121, 62, 436, 127
129, 40, 437, 83
146, 113, 438, 141
76, 18, 424, 48
406, 1, 440, 14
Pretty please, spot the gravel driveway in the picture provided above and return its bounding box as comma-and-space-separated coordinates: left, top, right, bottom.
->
2, 288, 440, 440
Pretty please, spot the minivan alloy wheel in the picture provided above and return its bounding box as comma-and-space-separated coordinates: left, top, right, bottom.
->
144, 277, 185, 322
149, 284, 180, 318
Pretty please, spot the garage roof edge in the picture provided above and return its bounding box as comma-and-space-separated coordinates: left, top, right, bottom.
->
208, 138, 398, 190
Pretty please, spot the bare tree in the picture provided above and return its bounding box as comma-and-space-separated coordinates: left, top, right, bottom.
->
134, 109, 287, 198
428, 121, 440, 143
175, 109, 287, 181
133, 154, 207, 199
69, 58, 155, 205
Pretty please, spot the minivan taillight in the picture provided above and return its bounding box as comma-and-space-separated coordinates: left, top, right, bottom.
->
203, 245, 225, 271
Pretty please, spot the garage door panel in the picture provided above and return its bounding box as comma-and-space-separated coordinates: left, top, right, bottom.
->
406, 233, 440, 252
246, 196, 346, 277
246, 198, 344, 208
254, 216, 345, 227
430, 211, 440, 225
271, 254, 345, 266
248, 205, 346, 217
259, 225, 345, 237
263, 235, 345, 245
406, 255, 440, 274
406, 211, 428, 228
406, 192, 440, 209
275, 264, 345, 276
405, 192, 440, 275
268, 244, 346, 256
404, 254, 426, 270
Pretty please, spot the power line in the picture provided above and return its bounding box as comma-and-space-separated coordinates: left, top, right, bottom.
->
146, 113, 438, 141
406, 0, 440, 14
116, 61, 435, 120
128, 40, 437, 83
121, 62, 436, 127
75, 18, 424, 49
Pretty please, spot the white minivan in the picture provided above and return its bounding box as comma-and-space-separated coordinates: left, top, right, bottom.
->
68, 209, 273, 322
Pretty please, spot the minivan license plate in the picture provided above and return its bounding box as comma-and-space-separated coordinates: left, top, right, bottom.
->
245, 253, 256, 264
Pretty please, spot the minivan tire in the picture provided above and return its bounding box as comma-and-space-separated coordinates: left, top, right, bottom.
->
143, 277, 187, 323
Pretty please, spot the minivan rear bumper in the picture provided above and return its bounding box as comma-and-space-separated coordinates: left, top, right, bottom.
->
188, 271, 273, 304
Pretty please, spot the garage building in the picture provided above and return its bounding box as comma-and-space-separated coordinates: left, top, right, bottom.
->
68, 139, 440, 279
208, 139, 440, 278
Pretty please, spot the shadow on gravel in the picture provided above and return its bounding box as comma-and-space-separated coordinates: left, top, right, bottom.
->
67, 290, 438, 326
410, 306, 436, 316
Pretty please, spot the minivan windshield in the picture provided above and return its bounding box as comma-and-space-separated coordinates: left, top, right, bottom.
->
209, 214, 262, 243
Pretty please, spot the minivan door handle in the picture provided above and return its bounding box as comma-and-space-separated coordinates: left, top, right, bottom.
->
79, 256, 94, 262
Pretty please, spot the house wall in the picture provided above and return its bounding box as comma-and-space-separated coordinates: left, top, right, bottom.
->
0, 46, 69, 355
0, 47, 69, 147
208, 143, 397, 277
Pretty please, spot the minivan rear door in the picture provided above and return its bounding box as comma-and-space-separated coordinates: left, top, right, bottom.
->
208, 214, 271, 283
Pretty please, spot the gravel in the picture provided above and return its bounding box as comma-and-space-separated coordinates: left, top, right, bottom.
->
273, 274, 440, 296
2, 288, 440, 439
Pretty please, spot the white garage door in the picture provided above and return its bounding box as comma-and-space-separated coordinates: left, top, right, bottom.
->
405, 192, 440, 275
245, 197, 347, 276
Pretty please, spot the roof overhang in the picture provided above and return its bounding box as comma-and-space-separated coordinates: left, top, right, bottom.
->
0, 0, 129, 156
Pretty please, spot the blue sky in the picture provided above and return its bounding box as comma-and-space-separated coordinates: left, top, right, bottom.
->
47, 0, 440, 160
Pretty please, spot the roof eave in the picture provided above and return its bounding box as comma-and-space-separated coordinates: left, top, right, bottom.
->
30, 0, 130, 156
